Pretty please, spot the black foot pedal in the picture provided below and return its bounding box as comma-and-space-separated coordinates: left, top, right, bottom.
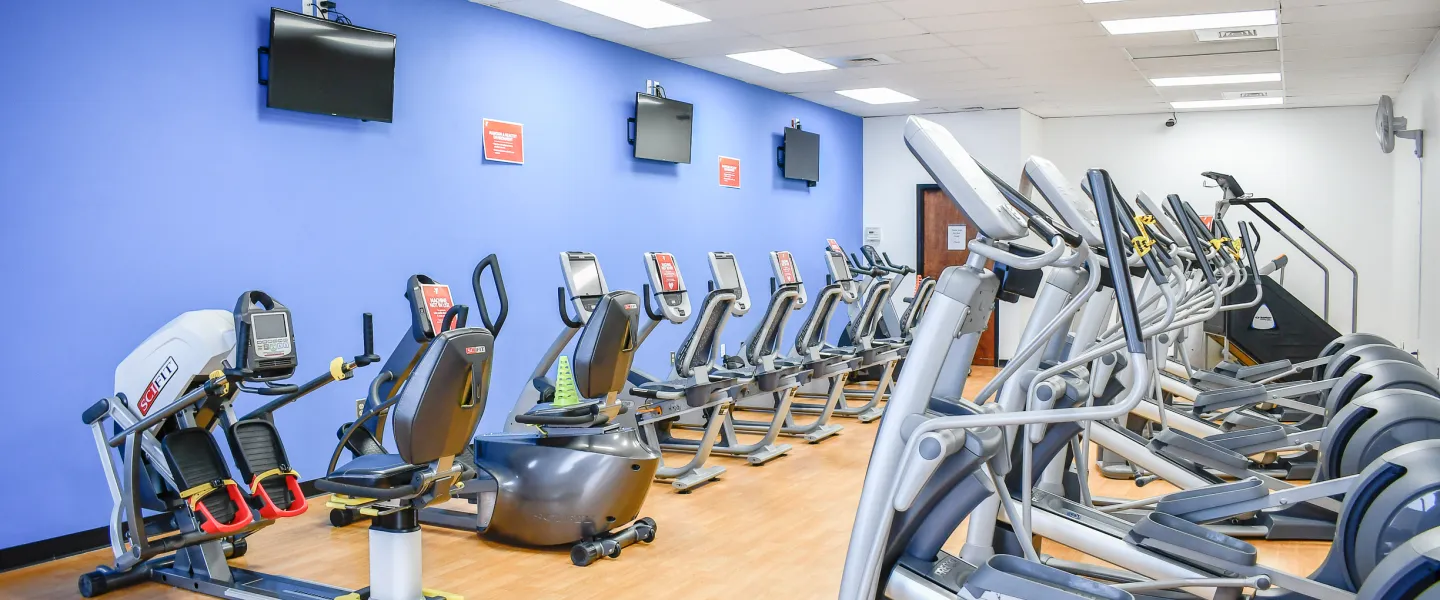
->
161, 428, 252, 534
228, 419, 306, 519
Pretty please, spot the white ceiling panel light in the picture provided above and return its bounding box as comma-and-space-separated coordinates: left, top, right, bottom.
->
557, 0, 709, 29
1102, 10, 1277, 35
1151, 73, 1282, 87
726, 49, 836, 74
1171, 97, 1284, 109
836, 88, 919, 104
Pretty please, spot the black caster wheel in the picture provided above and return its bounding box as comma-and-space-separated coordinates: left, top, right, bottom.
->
637, 518, 658, 543
330, 508, 356, 527
227, 537, 248, 559
571, 541, 603, 567
79, 571, 108, 598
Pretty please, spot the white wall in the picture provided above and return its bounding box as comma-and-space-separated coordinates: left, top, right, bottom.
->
1391, 35, 1440, 362
1040, 107, 1397, 343
863, 109, 1036, 359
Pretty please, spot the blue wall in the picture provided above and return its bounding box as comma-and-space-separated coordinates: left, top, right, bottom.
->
0, 0, 861, 549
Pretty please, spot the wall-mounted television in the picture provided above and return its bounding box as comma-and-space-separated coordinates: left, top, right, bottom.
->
780, 127, 820, 184
263, 8, 397, 122
630, 93, 693, 163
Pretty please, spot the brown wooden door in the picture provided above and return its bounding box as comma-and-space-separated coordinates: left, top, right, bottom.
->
919, 187, 998, 366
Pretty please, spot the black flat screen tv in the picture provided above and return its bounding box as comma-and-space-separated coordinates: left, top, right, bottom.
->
632, 93, 693, 163
265, 8, 396, 122
782, 127, 820, 183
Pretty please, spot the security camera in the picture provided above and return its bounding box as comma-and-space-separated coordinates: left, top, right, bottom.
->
1165, 113, 1177, 128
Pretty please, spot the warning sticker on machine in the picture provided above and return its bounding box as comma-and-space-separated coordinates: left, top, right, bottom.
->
654, 253, 681, 291
420, 284, 455, 334
776, 251, 798, 284
137, 357, 180, 417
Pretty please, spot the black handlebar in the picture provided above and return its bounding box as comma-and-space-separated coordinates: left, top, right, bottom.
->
441, 305, 468, 333
977, 162, 1085, 247
1114, 191, 1175, 271
1088, 169, 1147, 354
1168, 194, 1217, 286
1111, 193, 1170, 285
642, 283, 665, 321
1239, 222, 1260, 275
557, 287, 584, 329
471, 254, 509, 337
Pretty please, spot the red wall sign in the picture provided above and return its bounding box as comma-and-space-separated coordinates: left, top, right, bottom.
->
719, 156, 741, 188
483, 119, 524, 164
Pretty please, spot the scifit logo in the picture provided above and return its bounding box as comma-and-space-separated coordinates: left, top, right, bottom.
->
624, 303, 638, 310
137, 357, 180, 416
465, 346, 487, 355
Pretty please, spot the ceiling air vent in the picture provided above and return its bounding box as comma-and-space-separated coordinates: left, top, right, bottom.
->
1221, 90, 1282, 100
1196, 25, 1278, 42
835, 53, 899, 67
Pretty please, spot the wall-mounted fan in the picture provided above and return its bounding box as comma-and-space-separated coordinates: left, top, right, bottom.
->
1376, 94, 1424, 157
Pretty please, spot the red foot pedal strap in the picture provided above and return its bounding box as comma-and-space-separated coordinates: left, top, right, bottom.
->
250, 468, 308, 519
181, 479, 254, 535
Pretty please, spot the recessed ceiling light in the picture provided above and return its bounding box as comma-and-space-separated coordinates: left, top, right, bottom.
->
557, 0, 709, 29
1151, 73, 1282, 87
727, 49, 836, 74
836, 88, 919, 104
1171, 97, 1284, 109
1102, 10, 1276, 35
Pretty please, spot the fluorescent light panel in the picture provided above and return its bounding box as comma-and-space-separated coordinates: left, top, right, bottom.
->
1171, 97, 1284, 109
836, 88, 918, 104
727, 49, 836, 74
1151, 73, 1281, 87
1082, 0, 1124, 3
1102, 10, 1276, 35
558, 0, 709, 29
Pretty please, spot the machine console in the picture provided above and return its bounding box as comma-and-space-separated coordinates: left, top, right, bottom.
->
824, 245, 860, 303
708, 251, 751, 316
404, 275, 457, 342
560, 251, 609, 321
1021, 156, 1103, 246
233, 291, 297, 380
643, 251, 691, 323
770, 250, 807, 307
904, 116, 1028, 242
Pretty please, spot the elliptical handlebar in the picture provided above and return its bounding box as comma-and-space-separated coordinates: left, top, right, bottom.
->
557, 286, 585, 329
239, 312, 380, 422
641, 283, 665, 322
471, 253, 509, 337
1089, 169, 1149, 354
1168, 194, 1218, 286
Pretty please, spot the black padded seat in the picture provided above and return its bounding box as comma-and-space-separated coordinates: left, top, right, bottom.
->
315, 454, 425, 500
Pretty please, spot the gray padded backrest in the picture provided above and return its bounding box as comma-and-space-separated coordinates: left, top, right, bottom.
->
900, 277, 936, 332
392, 328, 493, 465
852, 278, 893, 342
745, 287, 800, 365
794, 284, 842, 357
674, 289, 737, 378
574, 291, 640, 398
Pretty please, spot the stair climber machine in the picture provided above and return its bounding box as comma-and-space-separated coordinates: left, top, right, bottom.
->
842, 118, 1440, 600
809, 242, 909, 423
731, 249, 865, 444
666, 250, 814, 464
620, 252, 759, 491
78, 291, 455, 598
331, 255, 661, 567
1201, 170, 1352, 369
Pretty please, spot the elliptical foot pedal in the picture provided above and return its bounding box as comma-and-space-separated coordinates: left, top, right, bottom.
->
964, 555, 1136, 600
161, 428, 254, 535
228, 419, 307, 520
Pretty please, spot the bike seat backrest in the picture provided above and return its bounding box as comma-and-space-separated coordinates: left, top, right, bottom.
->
392, 328, 493, 466
674, 289, 738, 378
795, 284, 842, 358
744, 287, 800, 366
574, 290, 641, 398
851, 278, 894, 343
900, 277, 935, 332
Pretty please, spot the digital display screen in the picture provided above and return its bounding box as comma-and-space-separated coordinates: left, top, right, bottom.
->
267, 9, 396, 122
569, 258, 603, 297
783, 127, 820, 183
634, 93, 693, 163
252, 313, 290, 341
714, 256, 742, 291
827, 252, 851, 282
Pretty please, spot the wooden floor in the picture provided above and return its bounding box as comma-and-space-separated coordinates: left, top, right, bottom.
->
0, 367, 1329, 599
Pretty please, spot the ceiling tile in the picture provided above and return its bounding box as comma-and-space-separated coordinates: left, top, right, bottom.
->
735, 4, 905, 36
914, 5, 1093, 34
761, 19, 929, 47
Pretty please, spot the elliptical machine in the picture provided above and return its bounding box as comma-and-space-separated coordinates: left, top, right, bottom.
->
79, 291, 394, 598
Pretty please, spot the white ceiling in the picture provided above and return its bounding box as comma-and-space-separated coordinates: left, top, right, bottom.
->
471, 0, 1440, 118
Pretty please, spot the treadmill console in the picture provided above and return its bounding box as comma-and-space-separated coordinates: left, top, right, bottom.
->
643, 251, 691, 323
824, 247, 860, 303
708, 251, 751, 316
560, 251, 609, 321
770, 250, 807, 307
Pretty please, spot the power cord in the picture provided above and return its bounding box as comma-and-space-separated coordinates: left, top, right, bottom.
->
318, 1, 352, 24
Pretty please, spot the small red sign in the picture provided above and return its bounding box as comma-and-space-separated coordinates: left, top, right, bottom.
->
827, 239, 843, 253
483, 119, 524, 164
420, 284, 455, 333
775, 251, 799, 284
1200, 215, 1215, 228
719, 156, 741, 188
654, 253, 681, 291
